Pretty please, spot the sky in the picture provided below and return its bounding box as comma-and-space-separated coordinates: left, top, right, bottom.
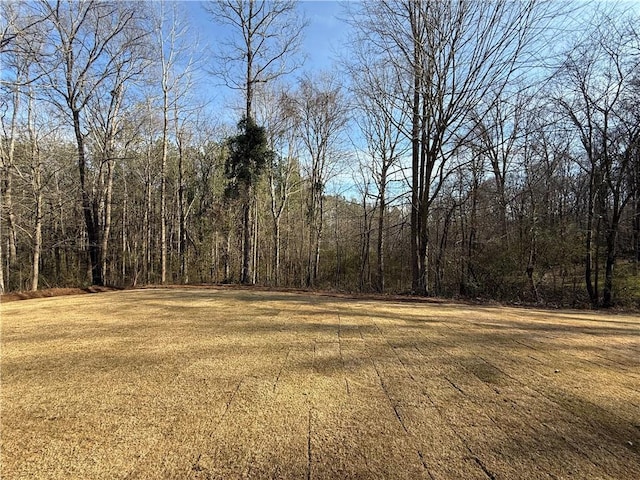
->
293, 1, 349, 70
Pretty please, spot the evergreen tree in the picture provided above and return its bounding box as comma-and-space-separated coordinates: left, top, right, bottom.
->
225, 116, 273, 283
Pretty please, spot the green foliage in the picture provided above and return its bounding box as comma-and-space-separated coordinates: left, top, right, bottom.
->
224, 116, 274, 200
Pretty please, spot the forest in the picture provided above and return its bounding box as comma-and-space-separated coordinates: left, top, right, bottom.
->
1, 0, 639, 308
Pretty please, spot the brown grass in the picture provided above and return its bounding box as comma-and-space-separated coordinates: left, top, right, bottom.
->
1, 288, 639, 479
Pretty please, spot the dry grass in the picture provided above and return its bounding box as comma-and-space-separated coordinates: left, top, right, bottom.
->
1, 288, 639, 479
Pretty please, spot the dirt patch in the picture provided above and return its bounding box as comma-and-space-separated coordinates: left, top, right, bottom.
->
2, 288, 639, 479
0, 285, 122, 303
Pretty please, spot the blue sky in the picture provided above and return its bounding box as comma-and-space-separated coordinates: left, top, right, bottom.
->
185, 1, 349, 70
296, 1, 349, 70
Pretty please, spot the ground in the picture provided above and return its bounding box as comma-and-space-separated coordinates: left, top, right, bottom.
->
1, 287, 639, 479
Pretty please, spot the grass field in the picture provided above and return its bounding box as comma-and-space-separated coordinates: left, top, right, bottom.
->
1, 287, 639, 479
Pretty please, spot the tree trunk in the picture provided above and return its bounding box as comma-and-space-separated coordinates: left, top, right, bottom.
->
240, 186, 252, 284
409, 6, 428, 296
53, 172, 66, 283
410, 61, 421, 294
122, 165, 128, 284
1, 162, 18, 286
307, 214, 314, 288
252, 197, 259, 284
376, 187, 386, 293
31, 184, 43, 291
602, 225, 617, 308
268, 171, 288, 287
100, 157, 114, 285
435, 204, 455, 296
224, 227, 231, 283
2, 86, 19, 272
161, 105, 168, 285
526, 229, 540, 304
306, 179, 321, 288
30, 96, 43, 291
144, 150, 152, 284
462, 167, 480, 296
360, 200, 372, 292
178, 135, 187, 283
585, 175, 597, 307
417, 91, 431, 296
314, 195, 324, 286
634, 162, 640, 275
73, 109, 103, 286
273, 216, 281, 286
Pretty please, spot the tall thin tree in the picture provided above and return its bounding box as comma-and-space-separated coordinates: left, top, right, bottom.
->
205, 0, 306, 283
39, 0, 147, 286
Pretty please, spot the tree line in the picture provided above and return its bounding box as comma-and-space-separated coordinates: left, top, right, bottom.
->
1, 0, 639, 308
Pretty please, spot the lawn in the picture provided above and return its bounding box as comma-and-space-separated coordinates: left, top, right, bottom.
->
1, 288, 639, 479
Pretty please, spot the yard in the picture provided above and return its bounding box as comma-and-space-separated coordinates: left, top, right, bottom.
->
1, 288, 639, 479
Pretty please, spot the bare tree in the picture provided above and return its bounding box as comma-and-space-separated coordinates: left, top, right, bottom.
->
38, 0, 147, 286
351, 161, 377, 291
205, 0, 306, 121
152, 1, 197, 284
348, 55, 408, 292
470, 89, 531, 239
254, 84, 303, 286
556, 7, 640, 307
289, 73, 349, 287
88, 40, 149, 285
204, 0, 306, 284
0, 1, 52, 292
26, 84, 43, 291
351, 0, 560, 295
0, 1, 50, 56
0, 53, 20, 291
